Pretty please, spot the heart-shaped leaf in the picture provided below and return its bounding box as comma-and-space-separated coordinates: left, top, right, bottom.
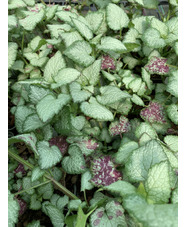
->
62, 145, 86, 174
37, 141, 62, 169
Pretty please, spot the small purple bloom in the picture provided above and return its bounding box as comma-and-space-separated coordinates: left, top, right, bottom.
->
101, 55, 116, 70
109, 116, 131, 136
145, 57, 169, 75
140, 101, 167, 124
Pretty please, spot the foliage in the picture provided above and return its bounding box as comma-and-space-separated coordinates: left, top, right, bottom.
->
8, 0, 178, 226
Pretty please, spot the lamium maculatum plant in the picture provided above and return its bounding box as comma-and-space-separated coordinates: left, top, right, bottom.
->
8, 0, 178, 226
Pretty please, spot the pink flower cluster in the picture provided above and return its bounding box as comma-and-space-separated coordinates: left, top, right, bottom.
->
140, 101, 167, 124
49, 136, 69, 155
145, 57, 169, 75
109, 116, 130, 136
101, 55, 116, 70
90, 156, 122, 186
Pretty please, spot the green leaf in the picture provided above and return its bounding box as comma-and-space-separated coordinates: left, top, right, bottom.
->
142, 0, 159, 9
62, 145, 86, 174
14, 106, 35, 133
8, 42, 18, 69
165, 17, 178, 44
171, 188, 178, 204
69, 82, 92, 103
125, 140, 167, 182
80, 97, 114, 121
71, 18, 93, 40
31, 166, 45, 182
8, 190, 19, 227
60, 31, 83, 48
131, 94, 145, 106
162, 146, 178, 169
8, 0, 26, 9
132, 16, 153, 34
45, 204, 65, 227
54, 106, 72, 136
98, 36, 126, 53
29, 85, 52, 105
56, 10, 78, 25
82, 59, 102, 86
151, 17, 169, 38
64, 41, 95, 67
167, 104, 178, 125
145, 161, 171, 203
36, 94, 71, 122
37, 141, 62, 169
8, 15, 18, 31
103, 180, 137, 197
123, 55, 140, 69
22, 177, 38, 195
123, 195, 178, 227
19, 9, 45, 31
141, 68, 154, 91
37, 182, 54, 199
53, 68, 80, 88
128, 78, 142, 93
164, 135, 178, 153
108, 98, 132, 115
97, 85, 131, 105
50, 194, 69, 210
166, 70, 178, 98
27, 220, 41, 227
106, 3, 129, 30
47, 24, 71, 39
46, 5, 58, 21
90, 200, 127, 227
81, 170, 94, 191
65, 215, 77, 227
135, 122, 157, 140
23, 113, 46, 132
85, 12, 104, 33
71, 115, 86, 131
92, 0, 112, 8
115, 141, 139, 164
30, 194, 41, 210
44, 51, 66, 83
142, 28, 166, 48
8, 133, 38, 155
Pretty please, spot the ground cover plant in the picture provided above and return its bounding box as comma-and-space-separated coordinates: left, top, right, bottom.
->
8, 0, 178, 226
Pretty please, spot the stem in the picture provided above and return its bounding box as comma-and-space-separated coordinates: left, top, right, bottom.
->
14, 180, 51, 196
21, 30, 25, 54
120, 28, 122, 40
166, 64, 178, 69
40, 0, 47, 5
84, 190, 89, 206
8, 149, 79, 200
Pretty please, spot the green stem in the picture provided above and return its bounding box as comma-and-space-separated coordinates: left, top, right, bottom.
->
8, 149, 79, 200
166, 64, 178, 69
84, 190, 88, 206
14, 180, 51, 196
21, 30, 25, 54
40, 0, 47, 5
120, 28, 122, 40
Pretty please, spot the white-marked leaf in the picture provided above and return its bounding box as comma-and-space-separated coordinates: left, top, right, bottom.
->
167, 104, 178, 125
142, 28, 166, 48
46, 5, 58, 21
45, 204, 65, 227
151, 17, 169, 37
62, 145, 86, 174
63, 40, 95, 67
81, 97, 114, 121
164, 135, 178, 153
106, 3, 129, 30
8, 15, 18, 31
8, 0, 26, 9
60, 31, 83, 47
123, 55, 140, 69
98, 36, 126, 53
166, 70, 178, 98
125, 140, 167, 182
69, 82, 92, 103
97, 85, 131, 105
108, 98, 132, 115
37, 141, 62, 169
141, 68, 154, 91
56, 10, 78, 25
31, 166, 45, 182
81, 170, 94, 191
85, 12, 104, 33
145, 161, 171, 203
44, 51, 66, 83
29, 85, 52, 104
92, 0, 112, 9
71, 18, 93, 40
23, 113, 46, 132
115, 141, 139, 164
36, 94, 71, 122
47, 24, 71, 39
82, 59, 102, 86
8, 42, 18, 69
53, 68, 80, 87
8, 190, 19, 227
19, 9, 45, 31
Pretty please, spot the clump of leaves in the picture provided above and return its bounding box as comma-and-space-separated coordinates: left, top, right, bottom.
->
8, 0, 178, 226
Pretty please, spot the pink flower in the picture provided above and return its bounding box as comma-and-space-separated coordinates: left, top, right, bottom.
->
101, 55, 116, 70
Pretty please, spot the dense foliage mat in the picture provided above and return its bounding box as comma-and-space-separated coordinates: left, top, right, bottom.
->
8, 0, 178, 226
